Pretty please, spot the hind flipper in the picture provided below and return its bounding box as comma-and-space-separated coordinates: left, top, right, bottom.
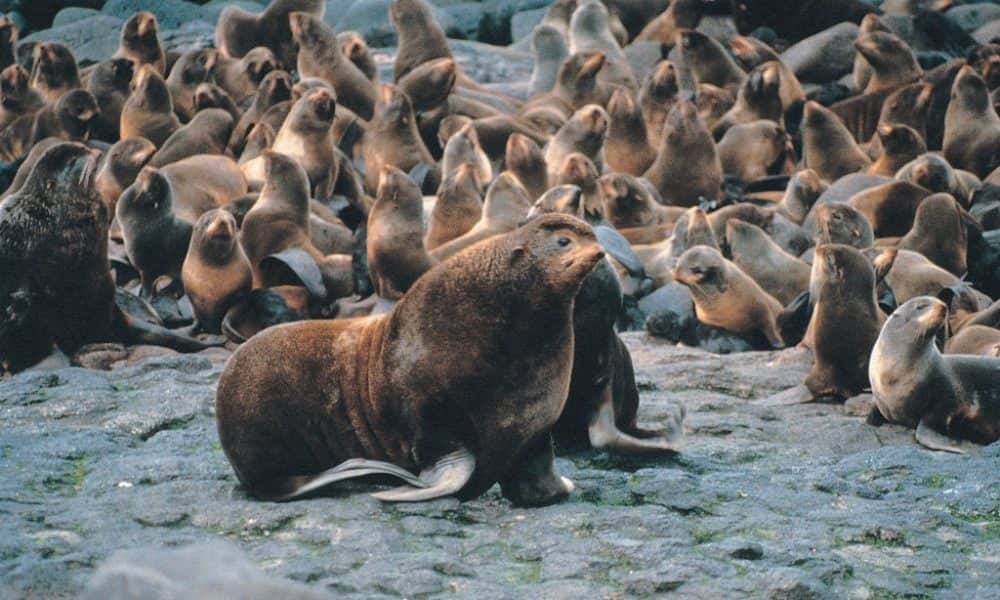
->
915, 418, 967, 454
372, 448, 476, 502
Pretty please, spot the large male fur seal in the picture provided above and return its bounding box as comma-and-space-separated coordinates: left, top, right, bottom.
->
216, 214, 606, 505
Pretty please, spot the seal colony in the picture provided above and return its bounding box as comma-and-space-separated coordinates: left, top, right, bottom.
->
1, 0, 999, 506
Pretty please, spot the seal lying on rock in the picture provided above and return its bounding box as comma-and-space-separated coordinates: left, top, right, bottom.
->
216, 214, 606, 506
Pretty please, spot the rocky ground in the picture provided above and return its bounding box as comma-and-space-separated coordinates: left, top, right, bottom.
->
2, 333, 998, 598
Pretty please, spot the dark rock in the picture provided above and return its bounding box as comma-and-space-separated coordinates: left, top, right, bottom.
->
102, 0, 210, 30
21, 16, 122, 65
782, 22, 858, 83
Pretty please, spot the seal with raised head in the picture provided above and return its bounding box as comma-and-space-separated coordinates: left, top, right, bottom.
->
869, 296, 1000, 452
86, 57, 135, 143
431, 173, 532, 262
802, 100, 872, 181
643, 100, 722, 206
426, 163, 483, 250
726, 219, 809, 305
121, 65, 181, 148
638, 59, 679, 149
853, 30, 921, 94
943, 65, 1000, 179
150, 108, 233, 167
165, 48, 217, 123
504, 132, 549, 202
0, 64, 43, 129
216, 213, 605, 505
361, 84, 439, 194
181, 209, 252, 334
29, 42, 80, 104
215, 0, 324, 67
897, 192, 968, 277
605, 87, 656, 176
116, 11, 166, 75
866, 123, 926, 177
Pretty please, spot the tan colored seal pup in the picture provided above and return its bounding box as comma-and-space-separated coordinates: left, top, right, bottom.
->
164, 48, 217, 123
717, 119, 789, 185
360, 84, 439, 194
338, 31, 378, 83
605, 87, 656, 176
121, 65, 181, 148
869, 296, 1000, 452
804, 244, 893, 401
877, 248, 964, 305
711, 61, 783, 140
289, 12, 376, 120
553, 154, 604, 223
812, 202, 875, 249
215, 0, 324, 67
210, 46, 278, 106
0, 88, 99, 161
600, 172, 682, 233
865, 123, 926, 177
776, 169, 825, 225
897, 193, 968, 277
728, 35, 805, 111
802, 100, 872, 182
150, 108, 233, 167
431, 173, 532, 262
726, 219, 810, 305
181, 209, 252, 333
853, 31, 921, 95
523, 51, 610, 120
29, 42, 80, 104
944, 325, 1000, 357
228, 69, 293, 155
94, 137, 157, 214
895, 153, 974, 207
634, 0, 712, 44
504, 132, 549, 202
544, 103, 608, 184
569, 0, 637, 91
426, 163, 483, 250
638, 60, 680, 149
677, 29, 746, 94
440, 122, 491, 187
529, 24, 570, 98
216, 213, 604, 504
193, 83, 243, 124
116, 11, 166, 75
847, 180, 931, 237
0, 64, 42, 129
672, 245, 784, 348
367, 166, 437, 301
398, 57, 456, 113
86, 57, 134, 142
390, 0, 453, 82
943, 66, 1000, 179
643, 99, 722, 206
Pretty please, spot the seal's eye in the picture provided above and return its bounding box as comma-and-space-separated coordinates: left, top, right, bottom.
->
558, 237, 571, 247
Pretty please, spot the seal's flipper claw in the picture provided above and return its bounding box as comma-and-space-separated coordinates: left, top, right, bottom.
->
372, 448, 475, 502
915, 419, 967, 454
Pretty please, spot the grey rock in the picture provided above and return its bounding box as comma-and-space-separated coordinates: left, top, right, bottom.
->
200, 1, 269, 24
159, 20, 215, 55
334, 0, 459, 47
782, 22, 859, 83
511, 7, 546, 42
947, 3, 1000, 32
102, 0, 210, 31
442, 2, 485, 40
52, 7, 102, 28
974, 18, 1000, 44
21, 15, 122, 65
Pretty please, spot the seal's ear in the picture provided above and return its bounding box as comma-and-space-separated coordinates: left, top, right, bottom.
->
872, 247, 898, 283
509, 245, 526, 265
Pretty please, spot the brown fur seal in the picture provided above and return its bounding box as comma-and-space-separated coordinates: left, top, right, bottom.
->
569, 0, 637, 91
210, 46, 278, 106
215, 0, 324, 67
150, 108, 233, 167
240, 151, 353, 299
895, 153, 974, 207
193, 83, 243, 124
0, 88, 99, 161
367, 166, 437, 301
776, 169, 825, 225
228, 69, 293, 155
523, 51, 610, 120
121, 65, 181, 148
877, 248, 964, 306
216, 213, 604, 504
338, 31, 378, 83
695, 83, 735, 131
605, 87, 656, 176
717, 119, 789, 185
672, 245, 784, 348
638, 59, 680, 149
633, 205, 717, 287
853, 31, 921, 94
728, 35, 805, 110
897, 193, 967, 277
600, 172, 682, 232
634, 0, 713, 44
86, 57, 134, 142
833, 81, 932, 148
94, 137, 157, 215
726, 219, 810, 305
390, 0, 453, 82
852, 13, 888, 95
866, 123, 926, 177
165, 49, 217, 124
943, 66, 1000, 179
544, 103, 608, 184
0, 64, 43, 129
847, 180, 931, 237
440, 123, 491, 187
181, 209, 252, 333
869, 296, 1000, 452
116, 11, 166, 75
0, 143, 209, 372
426, 163, 483, 250
289, 12, 376, 120
711, 61, 783, 140
361, 84, 439, 194
553, 154, 604, 223
813, 202, 874, 249
504, 132, 549, 201
802, 100, 872, 181
431, 173, 532, 262
29, 42, 80, 104
945, 325, 1000, 357
530, 24, 570, 98
677, 29, 746, 93
643, 99, 722, 206
398, 57, 456, 113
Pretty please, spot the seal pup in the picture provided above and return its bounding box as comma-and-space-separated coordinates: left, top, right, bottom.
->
638, 60, 680, 149
726, 219, 810, 305
426, 163, 483, 250
802, 101, 872, 182
569, 0, 637, 91
804, 244, 893, 401
289, 11, 376, 120
228, 69, 293, 156
728, 35, 805, 111
776, 169, 825, 225
86, 57, 134, 142
869, 296, 1000, 451
866, 124, 926, 177
943, 66, 1000, 179
0, 65, 43, 130
853, 30, 922, 94
523, 51, 610, 120
361, 84, 439, 194
193, 83, 243, 124
338, 31, 378, 83
0, 143, 209, 372
672, 245, 784, 349
717, 120, 789, 185
165, 49, 217, 124
945, 325, 1000, 357
897, 193, 968, 277
440, 123, 491, 188
116, 11, 166, 75
504, 132, 549, 202
367, 166, 437, 302
0, 88, 99, 161
530, 24, 570, 97
29, 42, 80, 104
215, 0, 324, 67
150, 108, 233, 167
600, 172, 682, 234
677, 30, 746, 94
94, 136, 157, 216
711, 61, 784, 141
643, 100, 722, 206
210, 46, 278, 106
431, 173, 532, 262
181, 209, 252, 333
544, 103, 608, 185
605, 87, 656, 176
847, 180, 931, 237
813, 202, 875, 250
634, 0, 716, 44
895, 153, 974, 206
216, 213, 604, 505
121, 65, 181, 148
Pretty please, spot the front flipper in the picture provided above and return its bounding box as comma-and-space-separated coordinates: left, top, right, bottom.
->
275, 457, 428, 501
259, 248, 328, 300
588, 387, 683, 454
500, 433, 574, 507
915, 418, 967, 454
372, 448, 476, 502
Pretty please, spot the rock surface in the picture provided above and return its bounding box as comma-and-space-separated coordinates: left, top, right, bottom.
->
2, 334, 998, 598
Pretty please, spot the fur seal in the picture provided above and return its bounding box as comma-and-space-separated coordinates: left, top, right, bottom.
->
216, 213, 604, 505
852, 13, 888, 96
215, 0, 324, 67
600, 172, 682, 233
337, 31, 378, 83
210, 46, 278, 106
678, 29, 746, 93
695, 83, 735, 131
0, 65, 43, 130
776, 169, 825, 225
116, 11, 166, 75
193, 83, 243, 124
877, 248, 964, 305
426, 163, 483, 250
390, 0, 453, 82
181, 209, 252, 333
866, 123, 926, 177
367, 165, 436, 301
504, 132, 549, 202
728, 35, 805, 110
553, 154, 604, 223
716, 119, 789, 185
523, 51, 610, 120
228, 69, 293, 156
94, 137, 157, 215
847, 180, 930, 237
672, 244, 784, 349
164, 49, 217, 124
944, 324, 1000, 357
289, 12, 376, 120
29, 42, 80, 104
869, 296, 1000, 451
361, 84, 439, 195
813, 202, 874, 249
804, 244, 893, 401
0, 88, 99, 161
897, 193, 967, 276
530, 24, 570, 97
86, 57, 134, 143
853, 30, 921, 94
545, 103, 608, 184
638, 60, 680, 149
802, 100, 872, 182
430, 173, 532, 262
605, 87, 656, 176
0, 143, 208, 372
569, 0, 637, 91
150, 108, 233, 167
895, 153, 974, 206
711, 61, 783, 140
635, 205, 717, 287
440, 122, 491, 187
726, 219, 810, 305
121, 65, 181, 148
634, 0, 715, 44
943, 65, 1000, 179
643, 100, 722, 206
